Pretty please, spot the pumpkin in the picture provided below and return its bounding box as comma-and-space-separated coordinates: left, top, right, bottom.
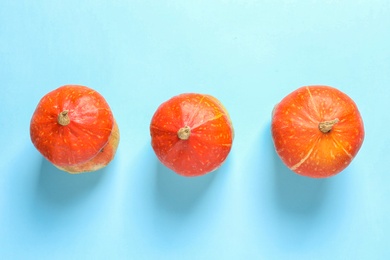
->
271, 85, 364, 178
30, 85, 120, 173
150, 93, 234, 177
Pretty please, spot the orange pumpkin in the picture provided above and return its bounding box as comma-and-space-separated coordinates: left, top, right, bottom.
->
271, 85, 364, 178
150, 93, 234, 177
30, 85, 120, 173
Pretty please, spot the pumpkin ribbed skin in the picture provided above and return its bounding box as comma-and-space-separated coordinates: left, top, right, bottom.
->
30, 85, 119, 173
150, 93, 234, 177
271, 85, 364, 178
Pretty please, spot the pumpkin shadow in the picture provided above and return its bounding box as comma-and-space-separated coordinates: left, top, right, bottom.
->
35, 158, 108, 206
154, 156, 225, 214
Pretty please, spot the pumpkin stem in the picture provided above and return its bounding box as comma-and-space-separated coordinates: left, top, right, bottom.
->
319, 118, 339, 133
58, 110, 70, 126
178, 126, 191, 140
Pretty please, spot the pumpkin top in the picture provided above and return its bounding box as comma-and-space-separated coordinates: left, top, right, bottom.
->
150, 93, 234, 176
30, 85, 114, 167
271, 85, 364, 177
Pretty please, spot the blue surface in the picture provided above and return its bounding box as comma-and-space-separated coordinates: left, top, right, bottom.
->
1, 1, 389, 259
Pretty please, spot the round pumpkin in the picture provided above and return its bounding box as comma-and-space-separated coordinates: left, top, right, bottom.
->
150, 93, 234, 177
30, 85, 120, 173
271, 85, 364, 178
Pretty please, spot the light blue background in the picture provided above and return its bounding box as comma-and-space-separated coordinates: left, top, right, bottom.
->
1, 1, 389, 259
